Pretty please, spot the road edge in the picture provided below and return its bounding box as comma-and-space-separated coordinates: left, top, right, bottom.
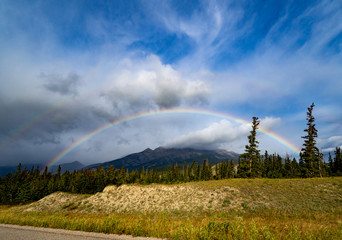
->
0, 223, 163, 240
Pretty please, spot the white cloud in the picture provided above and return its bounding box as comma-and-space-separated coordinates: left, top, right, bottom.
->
260, 117, 281, 131
102, 55, 211, 113
165, 116, 283, 153
321, 136, 342, 152
166, 119, 250, 151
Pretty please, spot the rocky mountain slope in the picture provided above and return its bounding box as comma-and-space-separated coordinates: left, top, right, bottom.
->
87, 147, 239, 170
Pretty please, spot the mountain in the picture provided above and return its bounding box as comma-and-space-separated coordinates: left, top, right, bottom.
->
86, 147, 240, 170
48, 161, 85, 174
0, 148, 238, 176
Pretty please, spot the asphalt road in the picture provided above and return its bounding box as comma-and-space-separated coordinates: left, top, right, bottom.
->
0, 224, 162, 240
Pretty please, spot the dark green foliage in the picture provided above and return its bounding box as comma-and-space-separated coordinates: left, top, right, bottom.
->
238, 117, 261, 178
290, 158, 301, 178
336, 147, 342, 174
330, 147, 342, 175
237, 156, 249, 178
300, 103, 322, 177
216, 159, 235, 180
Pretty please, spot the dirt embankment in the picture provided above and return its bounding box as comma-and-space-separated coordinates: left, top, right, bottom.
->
24, 183, 249, 213
20, 178, 342, 214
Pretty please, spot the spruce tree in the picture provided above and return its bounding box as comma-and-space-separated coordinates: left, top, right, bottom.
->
229, 159, 235, 178
291, 158, 301, 178
238, 117, 261, 177
334, 147, 342, 175
328, 152, 333, 175
284, 155, 292, 178
300, 103, 321, 177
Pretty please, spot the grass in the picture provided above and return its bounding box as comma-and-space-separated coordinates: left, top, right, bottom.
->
0, 209, 341, 239
1, 177, 342, 239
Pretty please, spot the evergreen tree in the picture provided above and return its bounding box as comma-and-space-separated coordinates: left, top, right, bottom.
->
16, 182, 31, 203
195, 164, 201, 181
183, 162, 189, 182
237, 156, 248, 178
284, 155, 292, 178
328, 152, 333, 175
262, 151, 271, 177
300, 103, 321, 177
202, 160, 210, 180
334, 147, 342, 175
189, 160, 196, 181
275, 154, 284, 178
291, 158, 301, 178
215, 163, 219, 180
229, 159, 235, 178
238, 117, 261, 177
118, 166, 127, 185
106, 165, 116, 185
208, 162, 213, 180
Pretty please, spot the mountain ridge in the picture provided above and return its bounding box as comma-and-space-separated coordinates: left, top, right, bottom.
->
86, 147, 240, 170
0, 148, 240, 176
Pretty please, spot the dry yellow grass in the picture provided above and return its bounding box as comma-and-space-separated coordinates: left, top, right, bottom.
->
22, 182, 260, 213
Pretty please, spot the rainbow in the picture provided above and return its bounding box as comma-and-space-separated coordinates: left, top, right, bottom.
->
0, 102, 68, 152
46, 108, 301, 169
0, 84, 106, 152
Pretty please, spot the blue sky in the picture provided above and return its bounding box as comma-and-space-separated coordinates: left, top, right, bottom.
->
0, 0, 341, 166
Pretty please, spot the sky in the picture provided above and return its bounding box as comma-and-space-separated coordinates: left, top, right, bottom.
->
0, 0, 341, 167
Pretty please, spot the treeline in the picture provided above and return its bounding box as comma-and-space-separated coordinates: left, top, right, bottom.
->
237, 148, 342, 178
0, 147, 341, 204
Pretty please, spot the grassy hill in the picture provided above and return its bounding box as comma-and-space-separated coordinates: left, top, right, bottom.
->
0, 177, 341, 239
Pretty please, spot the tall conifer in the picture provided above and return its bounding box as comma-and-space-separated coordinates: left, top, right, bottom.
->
238, 117, 261, 177
300, 103, 321, 177
334, 147, 342, 174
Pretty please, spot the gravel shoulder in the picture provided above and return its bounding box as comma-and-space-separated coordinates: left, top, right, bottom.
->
0, 224, 163, 240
